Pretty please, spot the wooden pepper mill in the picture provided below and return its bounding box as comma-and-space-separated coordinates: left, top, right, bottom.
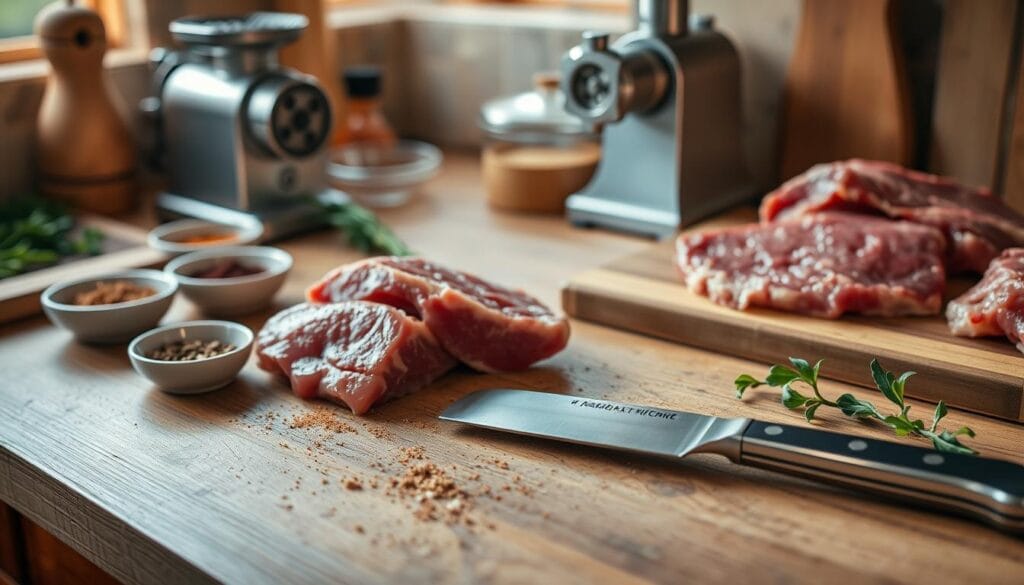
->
34, 1, 137, 215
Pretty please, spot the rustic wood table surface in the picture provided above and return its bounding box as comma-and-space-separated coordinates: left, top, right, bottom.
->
1, 152, 1022, 584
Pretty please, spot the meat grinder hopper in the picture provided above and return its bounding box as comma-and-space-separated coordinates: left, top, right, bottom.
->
560, 1, 753, 236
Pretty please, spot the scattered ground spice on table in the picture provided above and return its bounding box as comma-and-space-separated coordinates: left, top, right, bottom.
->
365, 425, 393, 440
397, 446, 425, 464
235, 404, 534, 531
390, 461, 471, 524
290, 409, 358, 434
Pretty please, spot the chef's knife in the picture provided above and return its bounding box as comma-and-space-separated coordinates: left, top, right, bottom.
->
439, 389, 1024, 533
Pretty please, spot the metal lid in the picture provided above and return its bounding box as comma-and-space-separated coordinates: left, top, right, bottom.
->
170, 12, 307, 47
478, 72, 594, 139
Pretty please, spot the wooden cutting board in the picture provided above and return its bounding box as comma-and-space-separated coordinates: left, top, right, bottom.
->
561, 209, 1024, 422
0, 214, 166, 324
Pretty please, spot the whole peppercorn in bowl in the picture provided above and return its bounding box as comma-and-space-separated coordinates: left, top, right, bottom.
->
128, 320, 254, 394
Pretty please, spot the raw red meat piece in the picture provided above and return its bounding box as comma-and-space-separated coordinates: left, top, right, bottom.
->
760, 159, 1024, 273
307, 257, 570, 372
256, 302, 457, 414
947, 248, 1024, 353
675, 212, 947, 318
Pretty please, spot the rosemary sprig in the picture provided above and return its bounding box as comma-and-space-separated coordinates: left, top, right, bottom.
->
735, 357, 977, 456
315, 199, 412, 256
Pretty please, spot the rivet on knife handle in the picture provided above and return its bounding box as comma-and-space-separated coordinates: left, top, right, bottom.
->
738, 421, 1024, 532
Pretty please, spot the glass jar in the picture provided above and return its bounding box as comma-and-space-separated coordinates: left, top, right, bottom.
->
478, 73, 601, 214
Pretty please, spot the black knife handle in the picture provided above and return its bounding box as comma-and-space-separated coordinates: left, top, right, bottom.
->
738, 421, 1024, 532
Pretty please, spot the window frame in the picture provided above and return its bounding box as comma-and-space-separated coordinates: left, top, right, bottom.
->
0, 0, 127, 65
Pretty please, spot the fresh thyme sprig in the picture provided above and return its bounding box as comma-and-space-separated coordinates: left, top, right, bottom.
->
735, 357, 978, 456
315, 198, 412, 256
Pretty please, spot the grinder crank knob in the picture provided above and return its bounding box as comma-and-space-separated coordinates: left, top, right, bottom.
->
560, 31, 669, 125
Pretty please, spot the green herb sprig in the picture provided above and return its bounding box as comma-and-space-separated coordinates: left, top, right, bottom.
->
315, 199, 412, 256
0, 198, 103, 279
735, 358, 977, 456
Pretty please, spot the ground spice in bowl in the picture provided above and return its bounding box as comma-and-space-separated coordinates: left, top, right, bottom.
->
73, 281, 156, 306
147, 339, 237, 361
174, 232, 238, 245
187, 259, 266, 279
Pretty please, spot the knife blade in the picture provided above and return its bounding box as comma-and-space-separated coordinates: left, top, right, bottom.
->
440, 389, 1024, 533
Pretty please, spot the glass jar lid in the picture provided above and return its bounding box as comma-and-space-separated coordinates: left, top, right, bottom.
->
478, 72, 595, 141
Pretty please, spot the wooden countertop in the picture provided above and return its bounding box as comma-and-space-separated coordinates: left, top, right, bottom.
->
1, 152, 1022, 584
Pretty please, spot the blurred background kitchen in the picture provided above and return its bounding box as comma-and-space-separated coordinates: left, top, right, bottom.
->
3, 0, 1018, 210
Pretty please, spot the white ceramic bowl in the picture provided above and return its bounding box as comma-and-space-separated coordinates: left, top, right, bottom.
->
128, 320, 254, 394
147, 219, 264, 256
164, 246, 292, 317
327, 140, 442, 207
41, 269, 178, 344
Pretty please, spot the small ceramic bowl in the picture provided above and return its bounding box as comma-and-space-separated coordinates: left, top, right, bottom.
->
128, 320, 254, 394
164, 246, 292, 317
147, 219, 264, 256
41, 269, 178, 344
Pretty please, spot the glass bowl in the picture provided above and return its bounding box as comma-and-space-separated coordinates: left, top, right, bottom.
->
327, 140, 443, 207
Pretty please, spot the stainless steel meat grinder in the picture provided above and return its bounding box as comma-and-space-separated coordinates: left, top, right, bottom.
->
142, 12, 338, 239
561, 0, 753, 236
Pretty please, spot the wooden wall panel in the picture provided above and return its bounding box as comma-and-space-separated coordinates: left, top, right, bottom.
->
930, 0, 1018, 190
692, 0, 801, 190
779, 0, 912, 181
20, 517, 119, 585
1000, 15, 1024, 211
2, 500, 120, 585
0, 502, 23, 584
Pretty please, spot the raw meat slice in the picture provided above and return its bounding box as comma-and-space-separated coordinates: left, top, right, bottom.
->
256, 302, 457, 414
306, 257, 570, 372
759, 159, 1024, 273
675, 212, 947, 318
947, 248, 1024, 353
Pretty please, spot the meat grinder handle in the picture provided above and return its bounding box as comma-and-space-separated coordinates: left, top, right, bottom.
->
738, 421, 1024, 533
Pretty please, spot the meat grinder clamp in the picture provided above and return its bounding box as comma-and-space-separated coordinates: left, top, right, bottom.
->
560, 0, 753, 236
